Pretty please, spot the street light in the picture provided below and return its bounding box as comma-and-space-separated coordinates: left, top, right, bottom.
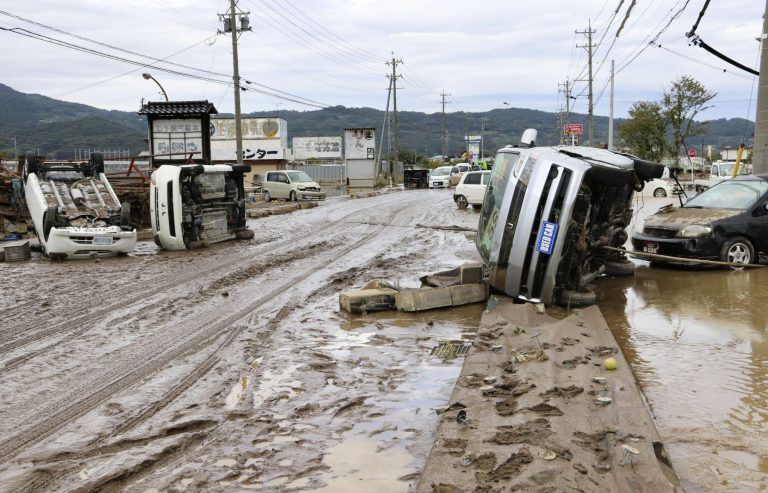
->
142, 73, 169, 102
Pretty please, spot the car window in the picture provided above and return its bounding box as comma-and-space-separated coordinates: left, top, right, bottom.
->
478, 152, 522, 259
432, 167, 450, 176
286, 171, 313, 182
267, 172, 279, 182
451, 167, 459, 174
464, 173, 481, 185
686, 180, 768, 209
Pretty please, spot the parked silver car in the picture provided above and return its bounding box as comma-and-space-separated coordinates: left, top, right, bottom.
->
476, 130, 664, 307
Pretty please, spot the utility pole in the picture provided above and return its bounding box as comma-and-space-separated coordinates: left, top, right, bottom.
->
386, 55, 403, 173
558, 80, 574, 144
376, 75, 393, 177
480, 116, 488, 158
440, 90, 451, 163
753, 4, 768, 173
608, 60, 615, 150
576, 21, 595, 146
219, 1, 250, 164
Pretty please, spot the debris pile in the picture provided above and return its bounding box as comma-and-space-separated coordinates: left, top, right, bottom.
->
0, 166, 29, 239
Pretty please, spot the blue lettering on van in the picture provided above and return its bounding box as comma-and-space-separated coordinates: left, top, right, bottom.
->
535, 221, 559, 255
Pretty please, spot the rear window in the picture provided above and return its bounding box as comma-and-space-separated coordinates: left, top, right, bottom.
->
464, 173, 481, 185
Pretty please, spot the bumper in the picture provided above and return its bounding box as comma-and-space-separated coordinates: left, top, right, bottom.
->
46, 227, 137, 259
631, 233, 720, 260
298, 191, 326, 200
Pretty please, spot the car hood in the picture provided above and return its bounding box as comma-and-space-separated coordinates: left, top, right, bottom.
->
643, 206, 740, 228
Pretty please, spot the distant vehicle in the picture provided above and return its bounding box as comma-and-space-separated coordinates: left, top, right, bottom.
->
449, 163, 472, 187
428, 166, 452, 189
262, 170, 325, 201
631, 175, 768, 265
476, 129, 664, 307
640, 178, 676, 198
693, 161, 750, 192
151, 164, 254, 250
23, 152, 136, 260
454, 170, 491, 209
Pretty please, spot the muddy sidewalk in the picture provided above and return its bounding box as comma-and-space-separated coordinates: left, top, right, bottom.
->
417, 298, 681, 492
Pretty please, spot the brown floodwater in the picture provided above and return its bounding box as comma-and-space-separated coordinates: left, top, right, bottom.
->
598, 197, 768, 491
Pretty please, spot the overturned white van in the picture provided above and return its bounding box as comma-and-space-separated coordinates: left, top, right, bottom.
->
150, 164, 254, 250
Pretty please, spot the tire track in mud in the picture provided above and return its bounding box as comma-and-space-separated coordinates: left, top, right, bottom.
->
0, 195, 434, 465
0, 196, 410, 365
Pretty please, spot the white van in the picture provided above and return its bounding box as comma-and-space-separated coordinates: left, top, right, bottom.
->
151, 164, 254, 250
262, 170, 325, 201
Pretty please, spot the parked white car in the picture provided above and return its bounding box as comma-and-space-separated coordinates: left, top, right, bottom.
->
453, 170, 491, 209
23, 152, 136, 259
640, 178, 675, 198
428, 166, 452, 188
262, 170, 325, 201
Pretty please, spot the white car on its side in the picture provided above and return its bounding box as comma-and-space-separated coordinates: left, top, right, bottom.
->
428, 166, 452, 188
453, 170, 491, 209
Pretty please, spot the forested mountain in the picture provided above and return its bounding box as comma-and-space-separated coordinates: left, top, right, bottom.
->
0, 83, 754, 160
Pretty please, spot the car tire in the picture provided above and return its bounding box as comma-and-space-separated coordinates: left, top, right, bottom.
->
90, 152, 105, 176
43, 206, 56, 241
603, 259, 635, 276
456, 195, 468, 209
24, 152, 39, 182
236, 228, 254, 240
720, 236, 754, 266
556, 289, 597, 308
653, 188, 667, 198
289, 190, 298, 202
471, 204, 482, 210
120, 202, 131, 228
263, 190, 272, 202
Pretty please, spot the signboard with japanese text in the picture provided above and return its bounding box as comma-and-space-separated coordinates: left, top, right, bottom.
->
210, 118, 285, 140
292, 136, 343, 160
151, 118, 203, 160
564, 123, 583, 135
210, 139, 284, 161
344, 128, 376, 161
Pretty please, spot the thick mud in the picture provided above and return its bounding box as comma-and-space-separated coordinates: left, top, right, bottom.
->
0, 189, 483, 492
598, 196, 768, 492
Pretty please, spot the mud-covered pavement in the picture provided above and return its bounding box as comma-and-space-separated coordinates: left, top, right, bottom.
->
0, 189, 484, 492
599, 195, 768, 492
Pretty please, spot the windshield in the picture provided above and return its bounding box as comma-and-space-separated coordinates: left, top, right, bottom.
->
686, 180, 768, 209
287, 171, 314, 183
477, 151, 522, 259
716, 163, 749, 177
431, 167, 450, 176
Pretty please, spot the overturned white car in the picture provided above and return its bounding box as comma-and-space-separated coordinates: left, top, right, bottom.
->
150, 164, 254, 250
23, 152, 137, 260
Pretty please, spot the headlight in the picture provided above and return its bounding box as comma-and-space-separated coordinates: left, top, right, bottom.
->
297, 186, 306, 191
677, 224, 712, 238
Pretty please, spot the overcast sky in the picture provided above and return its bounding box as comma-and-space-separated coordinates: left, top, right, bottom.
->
1, 0, 762, 121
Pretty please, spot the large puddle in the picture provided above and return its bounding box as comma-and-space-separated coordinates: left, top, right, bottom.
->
599, 264, 768, 491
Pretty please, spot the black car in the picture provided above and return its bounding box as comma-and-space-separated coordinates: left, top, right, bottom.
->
631, 175, 768, 265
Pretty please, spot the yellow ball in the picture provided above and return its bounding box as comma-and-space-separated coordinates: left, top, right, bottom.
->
604, 357, 617, 370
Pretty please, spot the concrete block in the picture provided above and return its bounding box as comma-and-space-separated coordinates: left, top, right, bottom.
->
339, 288, 398, 314
270, 205, 295, 215
396, 283, 487, 312
299, 202, 318, 209
396, 287, 453, 312
248, 209, 271, 218
448, 283, 487, 305
459, 263, 483, 284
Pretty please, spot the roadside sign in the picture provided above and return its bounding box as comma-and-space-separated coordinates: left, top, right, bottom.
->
688, 148, 697, 157
564, 123, 583, 135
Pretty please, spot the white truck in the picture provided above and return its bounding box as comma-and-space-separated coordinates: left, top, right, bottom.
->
693, 161, 750, 192
23, 152, 137, 260
150, 164, 254, 250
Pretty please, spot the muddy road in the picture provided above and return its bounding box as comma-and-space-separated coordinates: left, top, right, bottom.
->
0, 189, 484, 492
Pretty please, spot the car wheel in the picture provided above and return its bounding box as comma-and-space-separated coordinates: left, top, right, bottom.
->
603, 259, 635, 277
24, 152, 39, 181
456, 195, 468, 209
471, 204, 482, 210
556, 289, 597, 308
263, 190, 272, 202
236, 228, 254, 240
653, 188, 667, 198
720, 236, 754, 266
120, 202, 131, 228
90, 152, 105, 175
289, 190, 298, 202
43, 206, 57, 241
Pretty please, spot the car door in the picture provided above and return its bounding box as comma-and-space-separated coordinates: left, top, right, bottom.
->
266, 172, 286, 199
752, 193, 768, 255
463, 172, 482, 202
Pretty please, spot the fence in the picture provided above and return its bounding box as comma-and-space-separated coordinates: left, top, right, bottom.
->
287, 163, 345, 186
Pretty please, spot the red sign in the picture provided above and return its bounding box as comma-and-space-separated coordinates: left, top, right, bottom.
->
564, 123, 583, 135
688, 148, 697, 157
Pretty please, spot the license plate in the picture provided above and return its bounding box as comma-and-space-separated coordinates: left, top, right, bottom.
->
93, 236, 114, 245
433, 182, 441, 186
642, 242, 658, 254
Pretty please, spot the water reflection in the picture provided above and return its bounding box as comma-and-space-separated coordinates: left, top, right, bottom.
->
599, 265, 768, 489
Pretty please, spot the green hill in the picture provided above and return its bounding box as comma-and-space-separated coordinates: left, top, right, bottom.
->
0, 83, 754, 160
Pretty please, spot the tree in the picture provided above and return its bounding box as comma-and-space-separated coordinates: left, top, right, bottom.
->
662, 76, 716, 164
618, 101, 668, 162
